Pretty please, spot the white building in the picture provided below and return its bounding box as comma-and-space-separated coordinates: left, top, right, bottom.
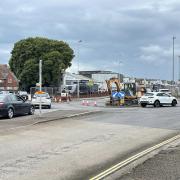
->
79, 71, 123, 91
63, 72, 92, 85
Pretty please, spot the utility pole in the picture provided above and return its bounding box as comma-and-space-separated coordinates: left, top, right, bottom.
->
77, 40, 82, 74
77, 40, 82, 98
172, 36, 176, 82
118, 60, 123, 82
179, 56, 180, 81
39, 60, 42, 115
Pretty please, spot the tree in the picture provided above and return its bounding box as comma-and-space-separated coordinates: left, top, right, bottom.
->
9, 37, 74, 91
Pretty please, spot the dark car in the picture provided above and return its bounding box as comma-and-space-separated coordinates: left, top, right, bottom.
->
0, 93, 35, 119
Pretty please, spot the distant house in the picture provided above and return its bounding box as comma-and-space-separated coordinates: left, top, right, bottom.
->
0, 64, 19, 90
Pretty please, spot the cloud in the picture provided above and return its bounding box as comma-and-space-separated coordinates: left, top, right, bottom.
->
139, 45, 172, 65
0, 43, 13, 64
1, 0, 180, 80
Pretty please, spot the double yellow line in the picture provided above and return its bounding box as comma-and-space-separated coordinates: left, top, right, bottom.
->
90, 134, 180, 180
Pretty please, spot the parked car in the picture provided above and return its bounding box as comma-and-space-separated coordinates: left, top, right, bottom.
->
0, 93, 35, 119
31, 92, 51, 109
139, 92, 177, 107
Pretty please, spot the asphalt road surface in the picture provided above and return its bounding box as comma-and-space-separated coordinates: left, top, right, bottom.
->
0, 98, 180, 180
120, 139, 180, 180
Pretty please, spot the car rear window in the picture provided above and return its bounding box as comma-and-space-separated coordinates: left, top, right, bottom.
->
34, 94, 49, 98
144, 93, 154, 96
0, 95, 5, 101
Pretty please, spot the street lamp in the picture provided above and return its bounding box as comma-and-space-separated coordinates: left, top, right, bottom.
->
39, 59, 42, 115
172, 36, 176, 82
178, 56, 180, 81
77, 40, 82, 98
77, 40, 82, 73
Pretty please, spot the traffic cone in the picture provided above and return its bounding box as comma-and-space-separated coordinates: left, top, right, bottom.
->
86, 101, 89, 106
94, 101, 97, 106
82, 100, 85, 106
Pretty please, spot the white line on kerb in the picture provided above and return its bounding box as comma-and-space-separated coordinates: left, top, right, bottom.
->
90, 134, 180, 180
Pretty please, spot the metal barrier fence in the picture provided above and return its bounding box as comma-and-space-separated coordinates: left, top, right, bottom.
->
29, 84, 180, 101
30, 87, 109, 100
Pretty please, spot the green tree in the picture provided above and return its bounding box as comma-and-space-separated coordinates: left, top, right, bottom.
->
9, 37, 74, 91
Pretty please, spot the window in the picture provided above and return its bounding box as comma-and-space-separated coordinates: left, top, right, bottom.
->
162, 93, 170, 97
9, 95, 19, 101
157, 93, 164, 96
16, 96, 24, 102
5, 96, 12, 102
144, 93, 154, 96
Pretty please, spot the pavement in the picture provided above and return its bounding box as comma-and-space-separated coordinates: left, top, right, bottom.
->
120, 139, 180, 180
0, 108, 99, 134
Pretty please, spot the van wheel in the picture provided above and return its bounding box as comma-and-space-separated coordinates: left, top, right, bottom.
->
7, 108, 14, 119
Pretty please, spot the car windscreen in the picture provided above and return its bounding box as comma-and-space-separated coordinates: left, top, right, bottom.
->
144, 93, 154, 96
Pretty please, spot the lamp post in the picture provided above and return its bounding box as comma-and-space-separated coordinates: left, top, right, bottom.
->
118, 60, 123, 82
178, 56, 180, 82
39, 60, 42, 115
172, 36, 176, 82
77, 40, 82, 98
77, 40, 82, 73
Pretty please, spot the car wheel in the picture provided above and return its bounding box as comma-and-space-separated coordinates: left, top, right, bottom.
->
7, 108, 14, 119
171, 100, 177, 107
29, 106, 35, 115
141, 103, 147, 107
154, 100, 160, 107
48, 105, 51, 109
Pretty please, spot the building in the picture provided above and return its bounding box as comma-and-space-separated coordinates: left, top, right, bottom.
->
123, 77, 136, 83
0, 64, 19, 90
79, 70, 123, 90
63, 72, 92, 85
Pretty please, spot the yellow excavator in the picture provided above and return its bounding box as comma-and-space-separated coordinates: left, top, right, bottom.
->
106, 78, 144, 106
105, 78, 123, 106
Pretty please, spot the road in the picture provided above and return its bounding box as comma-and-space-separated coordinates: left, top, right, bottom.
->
120, 139, 180, 180
0, 98, 180, 180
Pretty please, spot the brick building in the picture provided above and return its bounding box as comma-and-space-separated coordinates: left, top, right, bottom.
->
0, 64, 19, 90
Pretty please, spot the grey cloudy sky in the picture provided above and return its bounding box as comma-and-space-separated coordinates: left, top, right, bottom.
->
1, 0, 180, 80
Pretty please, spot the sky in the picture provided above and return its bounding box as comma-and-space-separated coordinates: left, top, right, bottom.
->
1, 0, 180, 80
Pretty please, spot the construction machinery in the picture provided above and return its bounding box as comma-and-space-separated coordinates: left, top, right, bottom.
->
106, 78, 146, 106
122, 82, 138, 105
105, 78, 124, 106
